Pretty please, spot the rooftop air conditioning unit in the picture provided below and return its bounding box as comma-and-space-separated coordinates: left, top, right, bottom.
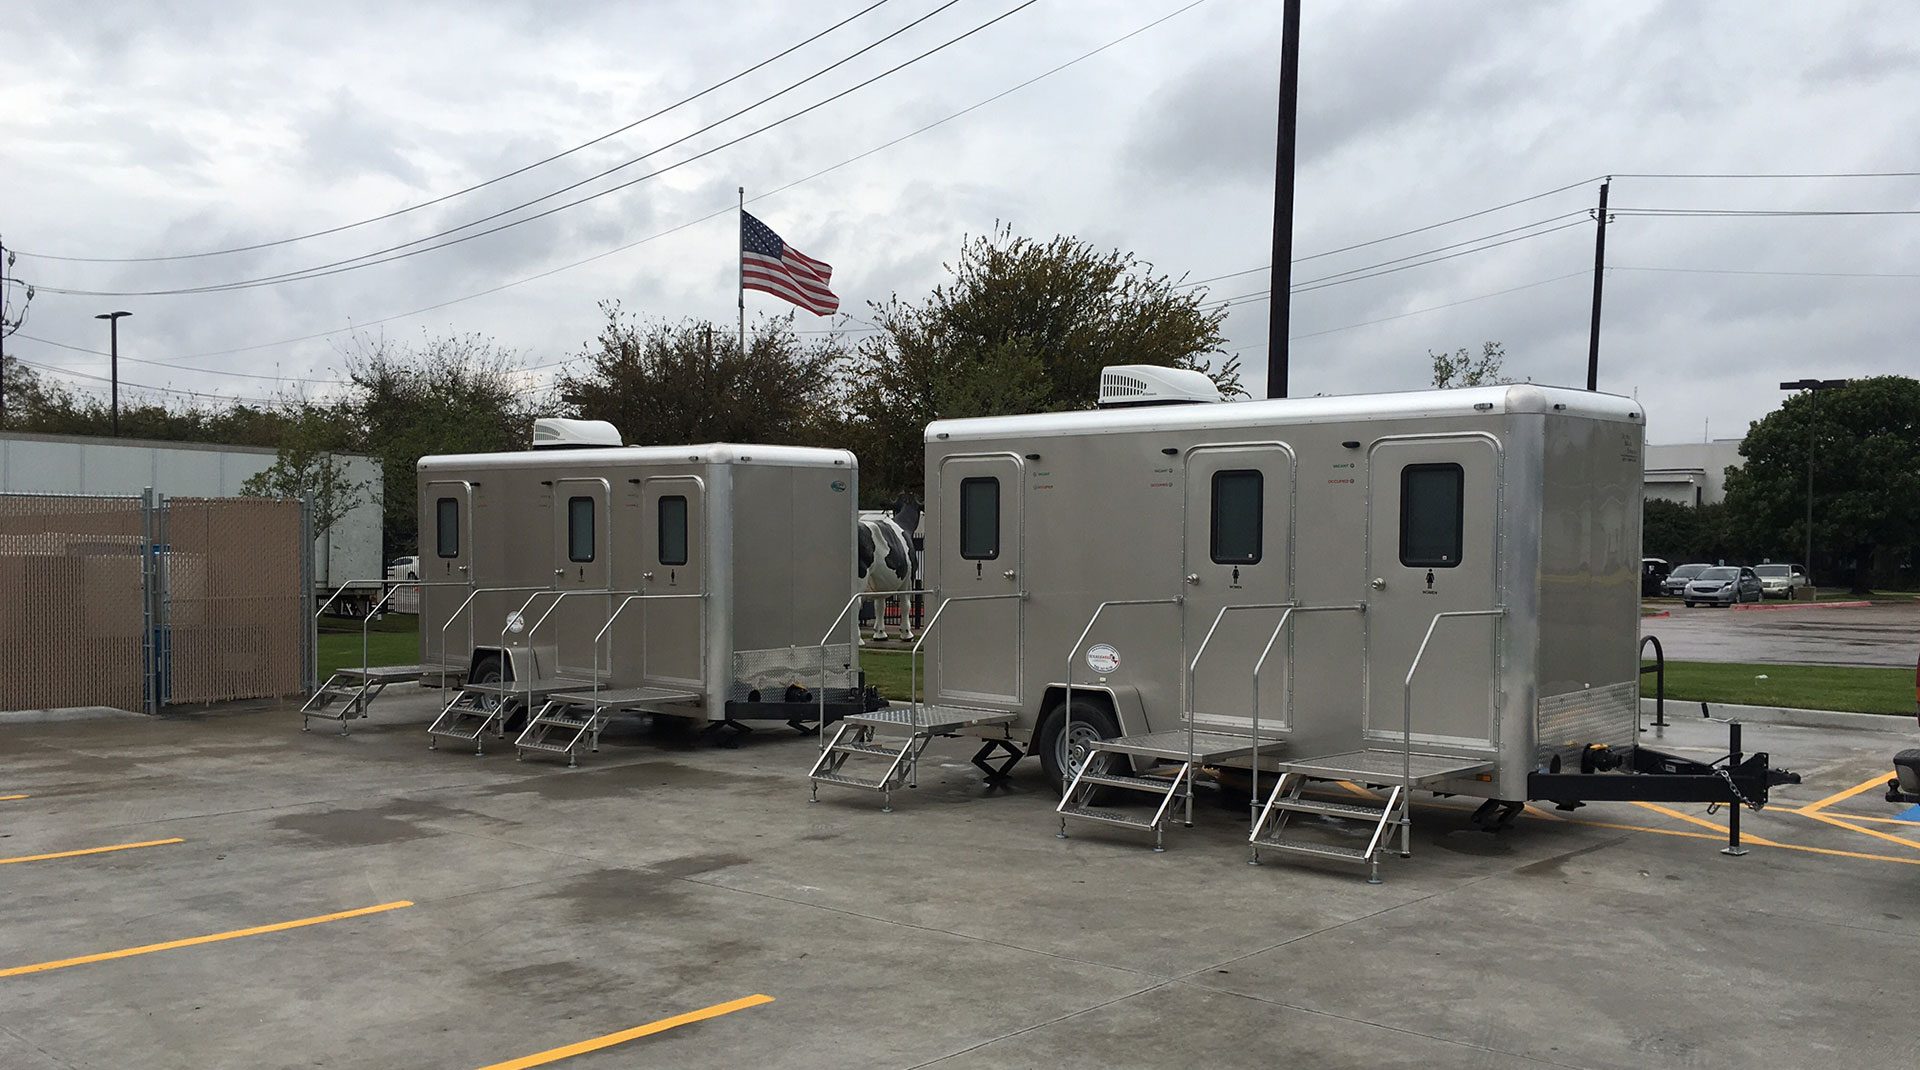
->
1096, 364, 1226, 408
530, 418, 623, 449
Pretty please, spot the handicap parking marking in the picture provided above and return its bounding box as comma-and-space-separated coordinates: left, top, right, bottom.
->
0, 900, 413, 979
474, 994, 775, 1070
1793, 772, 1892, 816
1896, 805, 1920, 824
0, 838, 184, 866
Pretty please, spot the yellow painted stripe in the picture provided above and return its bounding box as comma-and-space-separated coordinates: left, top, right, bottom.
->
1632, 802, 1779, 846
475, 994, 775, 1070
0, 838, 184, 866
1803, 811, 1920, 852
1809, 810, 1920, 827
1334, 781, 1375, 799
1555, 813, 1920, 866
0, 794, 28, 802
1796, 773, 1892, 815
0, 900, 412, 979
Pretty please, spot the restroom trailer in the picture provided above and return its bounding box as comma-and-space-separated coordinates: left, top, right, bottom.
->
420, 422, 864, 764
809, 368, 1796, 878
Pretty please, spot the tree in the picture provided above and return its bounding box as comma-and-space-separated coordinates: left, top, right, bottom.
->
1430, 341, 1509, 389
848, 225, 1239, 500
1723, 375, 1920, 592
558, 304, 849, 447
239, 404, 366, 540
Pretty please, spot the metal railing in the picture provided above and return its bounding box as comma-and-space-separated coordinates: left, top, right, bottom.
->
1060, 598, 1183, 792
590, 591, 709, 710
434, 585, 550, 684
499, 589, 635, 713
1249, 602, 1366, 835
314, 577, 467, 686
1638, 633, 1666, 732
1182, 603, 1297, 826
813, 589, 931, 751
1401, 607, 1506, 788
909, 592, 1026, 724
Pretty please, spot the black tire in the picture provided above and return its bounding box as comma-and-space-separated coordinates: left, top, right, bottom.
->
1684, 601, 1695, 608
1037, 699, 1126, 798
470, 654, 525, 730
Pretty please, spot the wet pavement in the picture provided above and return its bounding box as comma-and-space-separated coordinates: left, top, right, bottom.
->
1642, 601, 1919, 667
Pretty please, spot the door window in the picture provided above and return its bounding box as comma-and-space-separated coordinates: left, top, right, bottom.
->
1209, 469, 1263, 565
659, 495, 689, 566
1400, 463, 1464, 568
567, 497, 596, 562
435, 498, 460, 558
959, 477, 999, 560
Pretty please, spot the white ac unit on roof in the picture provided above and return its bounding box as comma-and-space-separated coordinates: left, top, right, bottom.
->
1096, 364, 1226, 408
530, 418, 623, 449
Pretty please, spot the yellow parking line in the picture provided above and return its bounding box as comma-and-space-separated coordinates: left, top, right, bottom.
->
1632, 802, 1779, 846
1802, 811, 1920, 852
1796, 773, 1891, 815
1546, 813, 1920, 866
475, 994, 775, 1070
0, 838, 184, 866
1810, 811, 1920, 827
0, 794, 28, 802
0, 901, 413, 979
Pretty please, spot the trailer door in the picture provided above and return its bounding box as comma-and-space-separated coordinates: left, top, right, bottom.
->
423, 480, 474, 669
640, 476, 705, 689
552, 478, 611, 591
1364, 435, 1502, 749
1183, 444, 1294, 733
933, 454, 1024, 706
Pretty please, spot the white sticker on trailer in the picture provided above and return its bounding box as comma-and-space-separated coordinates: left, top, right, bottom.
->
1086, 644, 1121, 674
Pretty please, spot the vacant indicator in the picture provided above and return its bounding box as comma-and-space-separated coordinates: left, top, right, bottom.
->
659, 495, 689, 566
1400, 463, 1464, 567
959, 477, 1000, 560
1210, 469, 1263, 565
435, 498, 460, 558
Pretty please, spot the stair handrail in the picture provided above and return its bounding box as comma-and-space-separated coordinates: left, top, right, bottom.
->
1248, 602, 1367, 832
812, 589, 932, 752
1184, 602, 1297, 827
349, 579, 468, 687
313, 579, 383, 619
1401, 607, 1506, 789
590, 591, 709, 713
435, 585, 549, 683
909, 592, 1025, 729
1059, 598, 1182, 793
500, 588, 634, 713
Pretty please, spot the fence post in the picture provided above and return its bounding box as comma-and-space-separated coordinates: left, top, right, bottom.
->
300, 492, 316, 695
141, 486, 156, 715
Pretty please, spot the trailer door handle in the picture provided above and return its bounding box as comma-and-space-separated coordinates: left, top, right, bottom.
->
1003, 569, 1017, 580
1185, 573, 1200, 585
1370, 577, 1386, 590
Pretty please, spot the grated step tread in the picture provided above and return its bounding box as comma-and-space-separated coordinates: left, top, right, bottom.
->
532, 714, 594, 730
1057, 803, 1159, 830
516, 739, 575, 755
1271, 797, 1392, 821
832, 740, 906, 757
1080, 772, 1181, 793
811, 770, 894, 790
1252, 835, 1370, 861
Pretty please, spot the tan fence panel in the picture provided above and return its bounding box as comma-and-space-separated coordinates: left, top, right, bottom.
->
161, 496, 304, 704
0, 494, 148, 712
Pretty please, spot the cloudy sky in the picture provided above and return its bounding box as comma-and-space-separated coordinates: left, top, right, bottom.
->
3, 0, 1916, 444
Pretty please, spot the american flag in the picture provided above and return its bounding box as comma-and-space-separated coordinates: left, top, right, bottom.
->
741, 211, 838, 316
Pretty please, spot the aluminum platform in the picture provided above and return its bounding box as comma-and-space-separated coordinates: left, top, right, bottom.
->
332, 665, 425, 684
1271, 749, 1493, 787
460, 678, 585, 701
545, 685, 701, 711
1093, 730, 1278, 763
845, 704, 1016, 733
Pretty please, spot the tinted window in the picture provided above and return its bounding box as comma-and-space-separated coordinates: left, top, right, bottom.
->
659, 495, 688, 566
1400, 464, 1463, 568
435, 497, 460, 558
567, 497, 595, 562
1698, 567, 1737, 580
1210, 470, 1263, 565
959, 477, 999, 560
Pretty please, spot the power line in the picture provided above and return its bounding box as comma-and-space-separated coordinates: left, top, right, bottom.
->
1611, 206, 1920, 217
14, 1, 900, 265
1612, 170, 1920, 179
38, 0, 1037, 298
1611, 264, 1920, 279
14, 334, 353, 384
13, 356, 282, 405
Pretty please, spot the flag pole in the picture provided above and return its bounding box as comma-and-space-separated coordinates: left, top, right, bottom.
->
737, 186, 746, 355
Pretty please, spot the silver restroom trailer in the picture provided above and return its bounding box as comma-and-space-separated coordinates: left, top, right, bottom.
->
809, 366, 1797, 879
418, 420, 864, 764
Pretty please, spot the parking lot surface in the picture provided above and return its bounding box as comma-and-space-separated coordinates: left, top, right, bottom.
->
1643, 601, 1919, 667
3, 693, 1919, 1069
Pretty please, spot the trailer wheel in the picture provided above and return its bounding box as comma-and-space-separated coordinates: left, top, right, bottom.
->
1038, 700, 1125, 797
470, 654, 514, 726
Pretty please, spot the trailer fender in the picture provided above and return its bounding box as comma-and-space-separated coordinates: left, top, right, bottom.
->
1039, 683, 1148, 738
465, 646, 538, 684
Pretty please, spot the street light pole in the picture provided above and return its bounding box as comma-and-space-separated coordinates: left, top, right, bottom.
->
1778, 378, 1848, 593
95, 311, 131, 437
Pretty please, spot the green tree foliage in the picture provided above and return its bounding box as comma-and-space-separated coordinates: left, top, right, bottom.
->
558, 304, 849, 447
238, 404, 367, 539
1723, 375, 1920, 591
2, 355, 293, 444
846, 225, 1239, 501
1642, 499, 1741, 565
1430, 341, 1509, 389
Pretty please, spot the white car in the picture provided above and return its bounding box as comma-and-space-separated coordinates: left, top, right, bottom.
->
385, 556, 420, 583
1753, 563, 1809, 599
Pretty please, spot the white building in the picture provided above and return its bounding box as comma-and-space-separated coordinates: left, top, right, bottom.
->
1644, 438, 1745, 507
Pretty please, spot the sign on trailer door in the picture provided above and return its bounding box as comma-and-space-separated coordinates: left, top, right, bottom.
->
933, 454, 1023, 706
1183, 444, 1294, 734
1364, 435, 1502, 749
639, 476, 705, 689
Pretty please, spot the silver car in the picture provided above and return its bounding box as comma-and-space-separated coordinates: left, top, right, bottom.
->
1684, 565, 1763, 607
1753, 563, 1809, 599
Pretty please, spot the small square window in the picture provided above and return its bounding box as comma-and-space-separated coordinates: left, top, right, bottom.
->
435, 498, 460, 558
959, 478, 999, 560
1400, 464, 1464, 568
659, 496, 689, 566
1210, 470, 1263, 565
567, 497, 595, 563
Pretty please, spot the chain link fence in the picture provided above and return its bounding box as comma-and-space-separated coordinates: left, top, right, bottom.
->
0, 490, 311, 713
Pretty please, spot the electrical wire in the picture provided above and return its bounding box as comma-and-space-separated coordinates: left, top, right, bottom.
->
1611, 264, 1920, 279
1612, 170, 1920, 179
13, 356, 283, 405
13, 1, 899, 264
1611, 207, 1920, 217
37, 0, 1038, 298
14, 334, 353, 384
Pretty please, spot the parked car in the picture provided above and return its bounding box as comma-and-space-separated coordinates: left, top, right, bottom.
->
1661, 562, 1711, 597
1683, 565, 1763, 607
1753, 563, 1810, 599
385, 555, 420, 583
1641, 557, 1672, 597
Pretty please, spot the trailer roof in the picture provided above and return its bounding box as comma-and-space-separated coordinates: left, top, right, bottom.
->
417, 442, 856, 472
925, 383, 1639, 442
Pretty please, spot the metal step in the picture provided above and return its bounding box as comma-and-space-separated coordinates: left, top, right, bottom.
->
1078, 771, 1181, 793
847, 704, 1017, 734
1251, 835, 1370, 861
1092, 730, 1264, 763
531, 712, 593, 730
1057, 803, 1158, 830
811, 769, 893, 790
831, 740, 905, 757
515, 738, 575, 755
1273, 749, 1493, 787
1271, 796, 1389, 821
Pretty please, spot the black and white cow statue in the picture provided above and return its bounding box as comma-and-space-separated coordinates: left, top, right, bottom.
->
857, 496, 920, 642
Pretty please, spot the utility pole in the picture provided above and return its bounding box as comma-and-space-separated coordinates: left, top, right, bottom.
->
1585, 178, 1611, 391
1266, 0, 1302, 399
1779, 378, 1848, 592
0, 234, 31, 426
95, 310, 132, 437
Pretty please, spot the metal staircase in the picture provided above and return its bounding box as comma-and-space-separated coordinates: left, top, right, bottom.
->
1055, 731, 1257, 850
299, 665, 424, 733
427, 678, 564, 755
808, 705, 1016, 811
514, 685, 699, 766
